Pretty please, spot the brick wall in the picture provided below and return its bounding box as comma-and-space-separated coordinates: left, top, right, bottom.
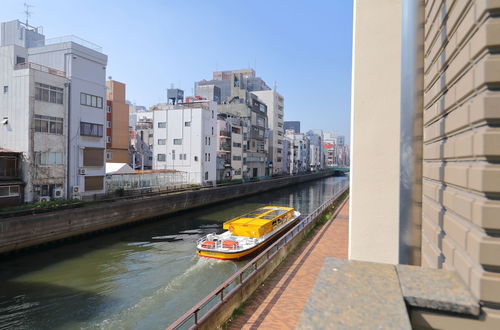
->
422, 0, 500, 308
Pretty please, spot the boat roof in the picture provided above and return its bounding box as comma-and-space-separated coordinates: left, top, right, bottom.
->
224, 206, 294, 226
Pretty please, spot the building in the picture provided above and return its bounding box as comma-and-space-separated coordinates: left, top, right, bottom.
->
0, 21, 70, 201
106, 80, 129, 163
196, 84, 221, 104
131, 120, 153, 170
252, 90, 285, 175
152, 99, 216, 185
215, 114, 244, 181
0, 19, 109, 199
284, 121, 300, 133
285, 130, 310, 175
197, 69, 271, 178
306, 130, 324, 171
196, 69, 270, 104
0, 149, 24, 206
350, 0, 500, 326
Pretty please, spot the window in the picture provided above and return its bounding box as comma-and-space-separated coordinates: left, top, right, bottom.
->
83, 148, 104, 166
157, 139, 166, 145
172, 150, 175, 160
173, 139, 182, 145
208, 153, 211, 161
80, 122, 103, 137
208, 137, 210, 145
180, 154, 187, 160
84, 176, 104, 191
3, 86, 8, 93
107, 106, 112, 113
257, 117, 265, 127
185, 121, 191, 127
204, 153, 207, 161
80, 92, 103, 109
232, 142, 241, 148
36, 152, 63, 165
0, 156, 18, 177
106, 121, 111, 128
106, 136, 111, 143
34, 115, 63, 134
233, 156, 242, 161
157, 154, 166, 161
194, 156, 198, 161
212, 127, 214, 135
0, 185, 20, 198
205, 171, 208, 180
211, 111, 214, 118
259, 104, 266, 113
158, 122, 166, 128
35, 83, 63, 104
106, 152, 112, 160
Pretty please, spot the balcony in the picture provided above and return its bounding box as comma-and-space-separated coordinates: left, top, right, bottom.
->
14, 62, 66, 78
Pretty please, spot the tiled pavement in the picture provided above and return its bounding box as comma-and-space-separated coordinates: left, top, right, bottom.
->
229, 198, 350, 330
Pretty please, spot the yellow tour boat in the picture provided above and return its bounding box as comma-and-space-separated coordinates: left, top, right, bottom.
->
197, 206, 301, 260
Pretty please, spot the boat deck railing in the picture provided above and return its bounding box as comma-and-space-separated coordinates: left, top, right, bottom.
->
168, 179, 349, 330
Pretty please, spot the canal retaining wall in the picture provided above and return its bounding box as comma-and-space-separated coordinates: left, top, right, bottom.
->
0, 172, 334, 254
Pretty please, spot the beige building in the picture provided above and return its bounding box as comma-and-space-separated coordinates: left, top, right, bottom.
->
350, 0, 500, 327
252, 90, 285, 175
106, 80, 129, 163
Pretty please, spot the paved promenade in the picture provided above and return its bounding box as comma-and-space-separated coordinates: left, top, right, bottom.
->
229, 198, 350, 329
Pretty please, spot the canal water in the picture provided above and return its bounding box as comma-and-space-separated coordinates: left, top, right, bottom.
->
0, 176, 347, 330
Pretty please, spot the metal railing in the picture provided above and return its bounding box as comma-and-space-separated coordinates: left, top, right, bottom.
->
167, 178, 349, 330
14, 62, 66, 78
31, 35, 103, 52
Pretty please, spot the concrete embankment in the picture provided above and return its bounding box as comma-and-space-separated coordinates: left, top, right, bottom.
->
0, 172, 334, 254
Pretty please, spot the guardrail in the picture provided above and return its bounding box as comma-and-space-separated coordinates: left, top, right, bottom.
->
167, 178, 349, 330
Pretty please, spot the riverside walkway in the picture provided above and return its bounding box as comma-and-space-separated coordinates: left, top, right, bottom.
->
229, 198, 350, 329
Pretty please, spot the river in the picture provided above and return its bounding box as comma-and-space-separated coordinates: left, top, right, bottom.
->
0, 176, 348, 329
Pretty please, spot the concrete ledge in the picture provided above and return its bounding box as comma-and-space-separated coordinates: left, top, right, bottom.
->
397, 264, 480, 316
297, 258, 411, 329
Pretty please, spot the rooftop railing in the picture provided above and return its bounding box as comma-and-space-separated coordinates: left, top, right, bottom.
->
31, 35, 103, 53
14, 62, 66, 78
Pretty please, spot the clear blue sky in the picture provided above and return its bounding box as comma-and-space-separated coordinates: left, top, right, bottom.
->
1, 0, 353, 142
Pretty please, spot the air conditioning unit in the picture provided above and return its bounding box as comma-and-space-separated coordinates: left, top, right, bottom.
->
38, 196, 51, 202
79, 168, 86, 175
73, 186, 80, 193
72, 195, 82, 200
53, 188, 64, 199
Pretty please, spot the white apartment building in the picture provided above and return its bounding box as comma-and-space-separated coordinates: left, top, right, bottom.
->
0, 44, 68, 202
152, 100, 217, 185
251, 90, 285, 175
1, 20, 108, 200
285, 130, 310, 174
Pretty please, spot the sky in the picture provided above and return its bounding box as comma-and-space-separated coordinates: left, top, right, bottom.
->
1, 0, 353, 142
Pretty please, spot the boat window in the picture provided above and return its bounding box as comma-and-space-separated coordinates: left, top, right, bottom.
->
267, 210, 288, 216
260, 216, 275, 220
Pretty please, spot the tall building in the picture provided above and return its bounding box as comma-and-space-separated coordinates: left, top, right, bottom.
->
196, 69, 270, 178
0, 19, 107, 200
216, 114, 244, 181
284, 121, 300, 133
350, 0, 500, 326
252, 90, 285, 175
152, 99, 217, 185
106, 80, 129, 163
306, 130, 324, 171
285, 130, 310, 175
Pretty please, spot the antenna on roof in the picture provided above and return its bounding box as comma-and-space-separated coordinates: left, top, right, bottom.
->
24, 2, 34, 27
